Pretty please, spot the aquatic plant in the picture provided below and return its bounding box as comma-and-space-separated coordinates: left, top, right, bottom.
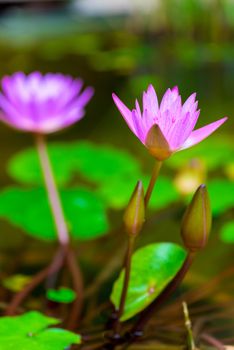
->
112, 85, 227, 160
0, 72, 94, 133
0, 72, 231, 350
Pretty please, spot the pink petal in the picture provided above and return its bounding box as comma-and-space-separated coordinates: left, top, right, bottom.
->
180, 117, 227, 150
143, 84, 159, 116
181, 93, 197, 116
132, 109, 145, 143
159, 86, 179, 114
112, 93, 136, 133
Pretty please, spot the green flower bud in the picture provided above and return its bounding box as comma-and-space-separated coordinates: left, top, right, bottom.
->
181, 184, 212, 252
145, 125, 172, 161
123, 181, 145, 236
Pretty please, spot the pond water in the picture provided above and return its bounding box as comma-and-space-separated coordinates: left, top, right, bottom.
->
0, 3, 233, 347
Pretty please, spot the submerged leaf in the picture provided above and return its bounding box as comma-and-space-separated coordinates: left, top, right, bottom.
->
0, 187, 109, 241
0, 311, 81, 350
2, 274, 31, 292
111, 243, 186, 321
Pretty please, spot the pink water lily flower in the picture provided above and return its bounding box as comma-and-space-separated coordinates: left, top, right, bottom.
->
0, 72, 94, 133
112, 85, 227, 160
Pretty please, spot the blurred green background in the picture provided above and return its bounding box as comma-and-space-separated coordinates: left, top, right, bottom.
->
0, 0, 233, 310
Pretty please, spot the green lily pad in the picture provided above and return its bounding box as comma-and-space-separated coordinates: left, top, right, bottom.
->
8, 141, 141, 186
167, 136, 234, 171
0, 311, 80, 350
97, 175, 180, 210
111, 243, 186, 321
220, 221, 234, 243
0, 187, 109, 241
208, 179, 234, 215
46, 287, 76, 304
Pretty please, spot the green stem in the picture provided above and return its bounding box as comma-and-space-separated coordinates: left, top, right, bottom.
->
35, 133, 70, 246
144, 161, 162, 208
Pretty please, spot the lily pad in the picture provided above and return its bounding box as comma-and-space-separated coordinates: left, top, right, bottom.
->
97, 175, 180, 210
0, 187, 109, 241
111, 243, 186, 321
0, 311, 80, 350
208, 179, 234, 215
46, 287, 76, 304
167, 136, 234, 171
220, 221, 234, 244
8, 141, 141, 186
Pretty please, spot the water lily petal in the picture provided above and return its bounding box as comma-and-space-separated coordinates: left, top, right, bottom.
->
180, 117, 228, 150
112, 93, 136, 133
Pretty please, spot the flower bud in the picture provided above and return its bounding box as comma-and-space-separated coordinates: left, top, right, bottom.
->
145, 124, 172, 161
181, 184, 212, 252
123, 181, 145, 236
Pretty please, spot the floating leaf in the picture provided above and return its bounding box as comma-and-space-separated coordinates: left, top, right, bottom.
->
8, 143, 73, 186
8, 141, 141, 187
0, 311, 80, 350
0, 187, 109, 241
220, 221, 234, 244
98, 175, 180, 210
111, 243, 186, 321
46, 287, 76, 304
208, 179, 234, 215
2, 274, 31, 292
167, 136, 234, 171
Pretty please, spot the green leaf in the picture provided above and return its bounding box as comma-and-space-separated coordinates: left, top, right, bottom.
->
46, 287, 76, 304
8, 141, 141, 186
0, 187, 109, 241
208, 179, 234, 215
2, 274, 31, 292
111, 243, 186, 321
167, 136, 234, 171
0, 311, 80, 350
220, 221, 234, 243
8, 143, 73, 186
97, 175, 180, 210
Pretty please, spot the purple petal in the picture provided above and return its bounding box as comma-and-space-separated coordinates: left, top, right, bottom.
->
39, 109, 85, 133
75, 86, 94, 108
112, 93, 136, 133
180, 117, 227, 150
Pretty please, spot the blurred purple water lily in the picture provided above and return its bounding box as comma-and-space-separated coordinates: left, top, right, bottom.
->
0, 72, 94, 133
113, 85, 227, 160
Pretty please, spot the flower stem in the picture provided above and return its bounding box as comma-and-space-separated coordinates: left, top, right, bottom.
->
66, 246, 84, 329
126, 251, 196, 345
182, 301, 196, 350
114, 236, 136, 333
144, 161, 162, 208
5, 246, 66, 315
35, 133, 70, 246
